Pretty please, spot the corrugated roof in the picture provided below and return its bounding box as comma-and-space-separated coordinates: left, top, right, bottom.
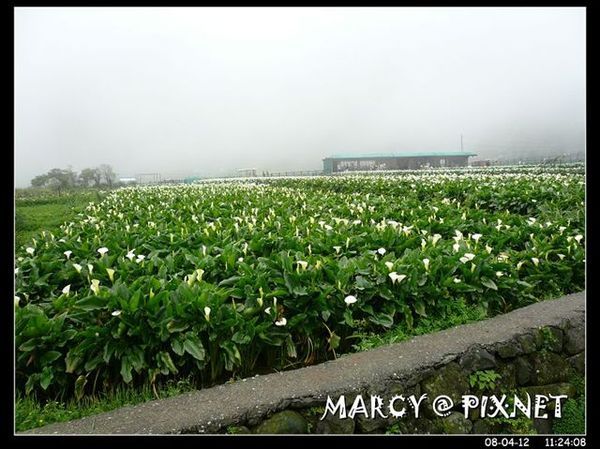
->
324, 151, 477, 159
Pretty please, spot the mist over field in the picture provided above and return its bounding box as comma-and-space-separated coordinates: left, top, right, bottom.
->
14, 7, 585, 186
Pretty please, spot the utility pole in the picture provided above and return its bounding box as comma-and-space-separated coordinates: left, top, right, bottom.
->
461, 134, 464, 152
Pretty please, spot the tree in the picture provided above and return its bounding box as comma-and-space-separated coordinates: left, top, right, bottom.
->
98, 164, 116, 188
92, 168, 103, 187
79, 168, 100, 187
46, 168, 73, 195
66, 166, 78, 187
30, 174, 49, 188
29, 164, 117, 191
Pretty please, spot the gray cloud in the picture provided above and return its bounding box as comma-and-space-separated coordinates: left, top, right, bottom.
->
15, 7, 585, 186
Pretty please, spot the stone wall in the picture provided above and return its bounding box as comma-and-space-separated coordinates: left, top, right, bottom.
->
25, 291, 585, 435
256, 317, 585, 435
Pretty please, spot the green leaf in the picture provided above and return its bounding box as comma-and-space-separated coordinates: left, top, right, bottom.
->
343, 309, 354, 327
120, 357, 133, 383
40, 350, 61, 365
285, 336, 297, 358
25, 375, 38, 395
130, 348, 146, 372
378, 287, 394, 300
167, 320, 189, 333
413, 300, 427, 317
292, 285, 308, 296
74, 296, 106, 311
355, 276, 373, 290
221, 343, 242, 371
148, 290, 168, 311
183, 336, 206, 361
265, 289, 288, 298
40, 368, 54, 390
404, 309, 414, 329
218, 276, 241, 286
171, 338, 185, 356
18, 338, 38, 352
481, 277, 498, 291
102, 342, 117, 364
516, 280, 533, 288
75, 375, 87, 400
232, 331, 251, 345
84, 355, 103, 371
369, 313, 394, 328
328, 332, 341, 350
65, 351, 82, 373
63, 329, 78, 341
283, 272, 294, 293
130, 290, 141, 311
158, 351, 178, 374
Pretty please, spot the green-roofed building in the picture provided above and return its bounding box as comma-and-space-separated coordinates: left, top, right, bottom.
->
322, 151, 477, 174
183, 176, 202, 184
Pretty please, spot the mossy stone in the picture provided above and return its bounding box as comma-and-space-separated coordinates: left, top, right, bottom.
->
254, 410, 309, 434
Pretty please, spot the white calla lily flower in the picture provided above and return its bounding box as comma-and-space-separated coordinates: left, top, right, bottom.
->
459, 253, 475, 264
90, 279, 101, 295
388, 272, 407, 285
344, 295, 358, 305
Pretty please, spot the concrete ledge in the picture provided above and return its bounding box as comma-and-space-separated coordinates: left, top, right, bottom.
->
23, 291, 585, 434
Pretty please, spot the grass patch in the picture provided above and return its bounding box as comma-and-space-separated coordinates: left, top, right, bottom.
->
15, 378, 196, 432
15, 190, 105, 249
552, 375, 585, 434
552, 397, 585, 434
351, 299, 488, 352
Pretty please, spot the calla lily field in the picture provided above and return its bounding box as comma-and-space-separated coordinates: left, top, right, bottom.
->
15, 165, 585, 401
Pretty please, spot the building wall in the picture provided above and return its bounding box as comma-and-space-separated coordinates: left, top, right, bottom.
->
326, 156, 470, 173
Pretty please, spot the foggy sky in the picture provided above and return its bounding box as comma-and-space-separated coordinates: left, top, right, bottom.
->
14, 7, 585, 186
